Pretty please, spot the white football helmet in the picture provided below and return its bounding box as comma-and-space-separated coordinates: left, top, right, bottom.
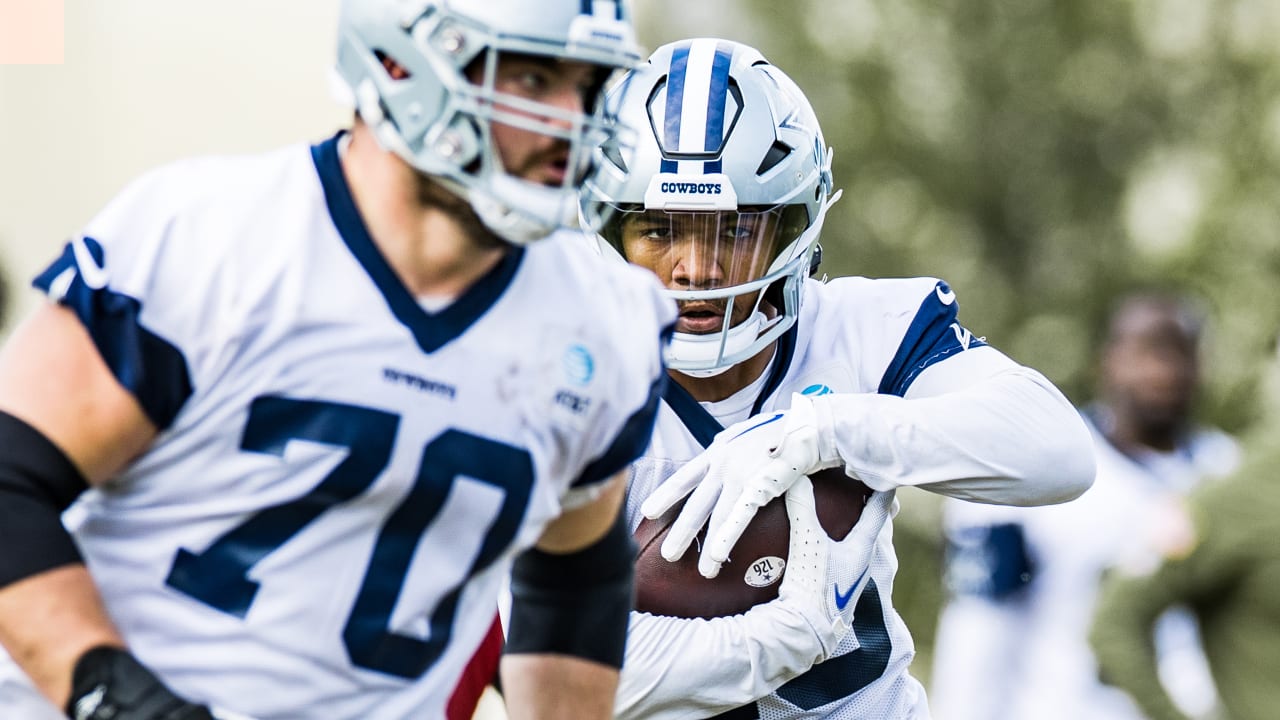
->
584, 38, 840, 375
335, 0, 642, 245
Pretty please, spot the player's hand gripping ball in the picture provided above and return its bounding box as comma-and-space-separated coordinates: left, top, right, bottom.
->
640, 395, 843, 579
633, 467, 871, 619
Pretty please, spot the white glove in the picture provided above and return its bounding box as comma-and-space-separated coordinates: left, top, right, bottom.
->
640, 393, 842, 578
778, 476, 894, 661
614, 480, 896, 720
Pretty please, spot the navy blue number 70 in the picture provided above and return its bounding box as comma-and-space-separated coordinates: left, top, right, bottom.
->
165, 395, 534, 679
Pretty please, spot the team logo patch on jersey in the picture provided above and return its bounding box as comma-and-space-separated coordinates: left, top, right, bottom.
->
563, 344, 595, 385
801, 384, 832, 396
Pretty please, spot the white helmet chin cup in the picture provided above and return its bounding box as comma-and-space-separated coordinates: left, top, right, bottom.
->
583, 38, 840, 371
469, 174, 581, 245
668, 311, 769, 376
335, 0, 642, 245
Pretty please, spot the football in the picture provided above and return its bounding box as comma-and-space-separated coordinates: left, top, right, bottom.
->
634, 467, 872, 619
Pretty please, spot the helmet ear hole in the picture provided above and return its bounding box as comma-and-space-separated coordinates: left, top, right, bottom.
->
373, 50, 413, 80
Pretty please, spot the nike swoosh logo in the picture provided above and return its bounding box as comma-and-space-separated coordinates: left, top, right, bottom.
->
730, 412, 784, 441
935, 285, 956, 306
72, 236, 109, 290
833, 568, 868, 611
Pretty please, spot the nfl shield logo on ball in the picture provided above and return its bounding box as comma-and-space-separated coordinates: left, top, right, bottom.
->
744, 556, 786, 588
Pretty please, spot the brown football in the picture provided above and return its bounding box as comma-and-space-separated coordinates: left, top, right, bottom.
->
634, 467, 872, 619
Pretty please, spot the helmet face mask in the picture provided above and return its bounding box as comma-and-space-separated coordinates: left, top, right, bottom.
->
335, 0, 642, 245
584, 38, 840, 374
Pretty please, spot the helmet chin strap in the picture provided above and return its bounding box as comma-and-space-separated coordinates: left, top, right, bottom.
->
668, 311, 770, 377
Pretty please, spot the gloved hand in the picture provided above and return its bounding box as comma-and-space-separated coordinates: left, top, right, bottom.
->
640, 393, 842, 578
67, 646, 214, 720
613, 481, 894, 719
778, 477, 893, 661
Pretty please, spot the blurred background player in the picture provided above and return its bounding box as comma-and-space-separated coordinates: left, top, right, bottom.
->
1090, 335, 1280, 720
931, 290, 1239, 720
0, 1, 673, 719
581, 38, 1095, 719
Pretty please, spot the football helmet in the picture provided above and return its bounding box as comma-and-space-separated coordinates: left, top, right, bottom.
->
584, 38, 840, 375
335, 0, 641, 245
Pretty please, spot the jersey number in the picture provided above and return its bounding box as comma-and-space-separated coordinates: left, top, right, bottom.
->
164, 395, 534, 679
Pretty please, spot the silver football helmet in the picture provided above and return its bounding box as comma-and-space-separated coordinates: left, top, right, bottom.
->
335, 0, 641, 245
584, 38, 840, 375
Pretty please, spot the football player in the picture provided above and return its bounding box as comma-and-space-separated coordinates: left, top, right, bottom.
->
0, 2, 672, 719
582, 38, 1097, 718
931, 291, 1238, 720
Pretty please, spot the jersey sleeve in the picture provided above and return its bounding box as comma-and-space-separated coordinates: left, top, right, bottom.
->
869, 277, 988, 397
813, 276, 1094, 504
31, 164, 226, 430
30, 156, 258, 427
616, 603, 823, 720
561, 268, 675, 508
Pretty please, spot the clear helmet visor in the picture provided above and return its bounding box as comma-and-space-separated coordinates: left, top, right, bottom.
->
602, 203, 812, 373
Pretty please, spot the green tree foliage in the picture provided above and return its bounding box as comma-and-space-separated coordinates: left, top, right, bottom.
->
638, 0, 1280, 431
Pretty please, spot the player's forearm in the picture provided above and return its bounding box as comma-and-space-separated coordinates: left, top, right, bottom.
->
820, 365, 1094, 505
500, 654, 619, 720
1089, 575, 1192, 720
615, 605, 822, 720
0, 564, 125, 709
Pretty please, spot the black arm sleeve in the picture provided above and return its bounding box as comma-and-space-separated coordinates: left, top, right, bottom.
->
0, 410, 88, 589
505, 511, 636, 668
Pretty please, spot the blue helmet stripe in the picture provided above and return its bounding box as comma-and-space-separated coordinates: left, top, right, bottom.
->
701, 42, 734, 174
703, 43, 733, 153
663, 41, 692, 160
580, 0, 624, 20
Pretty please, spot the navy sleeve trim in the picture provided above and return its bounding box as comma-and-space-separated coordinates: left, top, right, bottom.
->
877, 281, 987, 398
33, 238, 194, 430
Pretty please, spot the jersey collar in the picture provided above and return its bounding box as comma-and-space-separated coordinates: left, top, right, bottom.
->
311, 133, 525, 354
662, 326, 799, 448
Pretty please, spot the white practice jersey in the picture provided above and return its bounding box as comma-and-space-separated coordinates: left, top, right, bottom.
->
0, 135, 673, 720
624, 275, 1005, 720
932, 412, 1239, 720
